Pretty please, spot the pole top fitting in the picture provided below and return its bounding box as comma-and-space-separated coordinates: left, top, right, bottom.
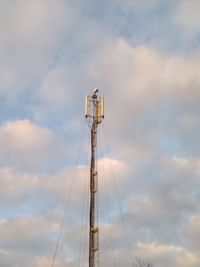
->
92, 88, 99, 99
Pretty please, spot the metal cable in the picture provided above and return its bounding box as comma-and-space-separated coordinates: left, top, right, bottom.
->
81, 124, 93, 267
102, 125, 134, 267
99, 127, 117, 267
51, 125, 86, 267
78, 126, 90, 267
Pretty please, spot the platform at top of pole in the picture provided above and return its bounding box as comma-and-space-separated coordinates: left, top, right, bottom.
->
85, 88, 104, 125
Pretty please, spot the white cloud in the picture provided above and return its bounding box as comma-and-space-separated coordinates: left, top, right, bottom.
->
133, 243, 199, 267
0, 217, 52, 250
0, 167, 75, 208
0, 1, 199, 266
0, 0, 112, 110
0, 168, 38, 205
0, 153, 199, 267
0, 0, 77, 101
0, 155, 131, 266
98, 157, 130, 184
90, 37, 200, 103
0, 217, 79, 267
38, 66, 71, 110
85, 38, 200, 158
0, 155, 128, 209
174, 0, 200, 38
0, 120, 68, 171
184, 215, 200, 253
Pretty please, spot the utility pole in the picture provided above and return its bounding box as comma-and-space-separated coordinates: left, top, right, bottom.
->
85, 89, 104, 267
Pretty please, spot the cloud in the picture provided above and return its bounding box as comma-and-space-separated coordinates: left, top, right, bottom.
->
184, 215, 200, 253
0, 217, 79, 267
38, 66, 71, 111
85, 38, 200, 159
112, 0, 164, 11
0, 167, 71, 208
117, 156, 200, 246
0, 217, 52, 252
0, 155, 131, 266
0, 1, 199, 266
133, 243, 199, 267
0, 155, 128, 212
0, 168, 38, 206
174, 0, 200, 39
0, 0, 113, 114
0, 120, 69, 172
0, 0, 77, 102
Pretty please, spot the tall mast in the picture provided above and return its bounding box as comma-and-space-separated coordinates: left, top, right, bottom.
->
85, 89, 104, 267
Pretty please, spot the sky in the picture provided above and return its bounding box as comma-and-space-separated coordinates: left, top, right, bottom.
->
0, 0, 200, 266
